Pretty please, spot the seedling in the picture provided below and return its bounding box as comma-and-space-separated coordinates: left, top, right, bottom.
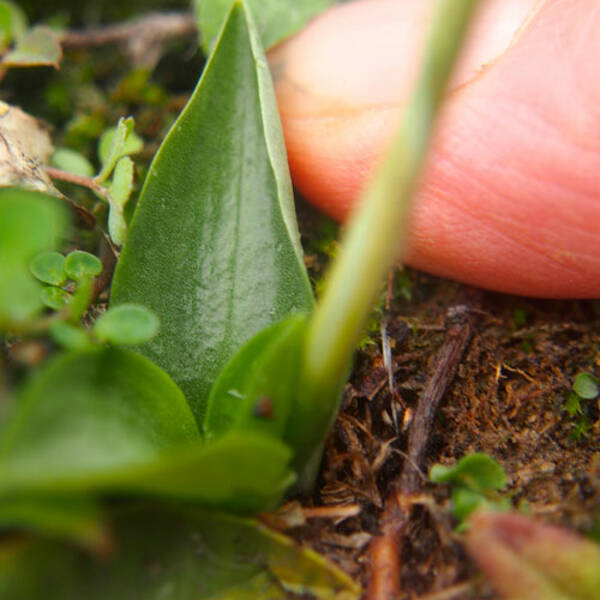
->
430, 453, 510, 528
50, 116, 143, 246
565, 371, 598, 440
28, 248, 157, 349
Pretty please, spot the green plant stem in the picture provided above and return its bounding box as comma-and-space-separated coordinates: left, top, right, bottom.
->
291, 0, 482, 482
46, 167, 111, 202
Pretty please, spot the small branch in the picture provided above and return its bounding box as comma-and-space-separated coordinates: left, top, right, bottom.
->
60, 12, 197, 68
367, 294, 479, 600
47, 167, 120, 262
47, 166, 107, 197
92, 235, 118, 301
400, 303, 476, 491
302, 504, 361, 520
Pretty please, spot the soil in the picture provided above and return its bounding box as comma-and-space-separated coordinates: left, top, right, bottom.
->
288, 199, 600, 599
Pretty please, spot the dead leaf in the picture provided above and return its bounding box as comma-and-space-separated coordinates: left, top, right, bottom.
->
0, 101, 56, 194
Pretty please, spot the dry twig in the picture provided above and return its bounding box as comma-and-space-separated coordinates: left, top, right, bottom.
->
61, 12, 197, 68
367, 292, 480, 600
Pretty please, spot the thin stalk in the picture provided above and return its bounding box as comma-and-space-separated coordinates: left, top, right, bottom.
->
290, 0, 482, 481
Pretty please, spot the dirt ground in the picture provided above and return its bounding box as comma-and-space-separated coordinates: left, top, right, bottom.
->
285, 201, 600, 599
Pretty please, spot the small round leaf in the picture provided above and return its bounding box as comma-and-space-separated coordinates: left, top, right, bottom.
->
51, 147, 94, 178
30, 251, 66, 286
41, 286, 71, 310
49, 321, 91, 350
429, 453, 506, 492
573, 372, 599, 400
65, 250, 102, 281
94, 304, 159, 345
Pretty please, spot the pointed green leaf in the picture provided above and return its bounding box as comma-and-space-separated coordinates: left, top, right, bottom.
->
107, 205, 127, 246
96, 117, 138, 183
204, 313, 306, 441
0, 347, 292, 512
3, 25, 61, 68
96, 118, 142, 181
107, 156, 135, 246
195, 0, 334, 53
0, 505, 361, 599
109, 156, 134, 209
0, 188, 67, 328
111, 2, 313, 422
93, 304, 159, 346
30, 251, 66, 286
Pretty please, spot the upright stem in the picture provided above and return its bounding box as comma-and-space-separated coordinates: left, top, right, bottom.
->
289, 0, 482, 482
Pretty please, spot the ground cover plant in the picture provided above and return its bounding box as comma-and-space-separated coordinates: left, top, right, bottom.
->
0, 1, 599, 598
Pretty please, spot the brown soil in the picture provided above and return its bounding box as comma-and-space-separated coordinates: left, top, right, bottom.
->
286, 201, 600, 599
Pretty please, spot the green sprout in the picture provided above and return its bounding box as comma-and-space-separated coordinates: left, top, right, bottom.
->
565, 371, 598, 440
430, 453, 510, 528
50, 116, 143, 246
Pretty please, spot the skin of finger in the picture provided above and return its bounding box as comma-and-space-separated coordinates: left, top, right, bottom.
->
270, 0, 600, 298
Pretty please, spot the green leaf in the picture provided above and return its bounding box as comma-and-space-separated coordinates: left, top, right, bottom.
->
108, 206, 127, 246
0, 188, 67, 328
48, 321, 91, 350
111, 1, 313, 423
40, 286, 71, 310
109, 156, 134, 209
0, 495, 107, 551
64, 250, 102, 281
3, 25, 62, 68
429, 453, 507, 493
96, 118, 142, 182
115, 432, 293, 512
0, 347, 198, 489
107, 156, 135, 246
451, 487, 487, 523
573, 372, 599, 400
195, 0, 334, 53
29, 251, 66, 286
0, 505, 361, 599
51, 147, 95, 178
565, 391, 582, 418
204, 313, 306, 441
0, 1, 27, 47
93, 304, 159, 346
0, 348, 292, 512
451, 488, 509, 526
